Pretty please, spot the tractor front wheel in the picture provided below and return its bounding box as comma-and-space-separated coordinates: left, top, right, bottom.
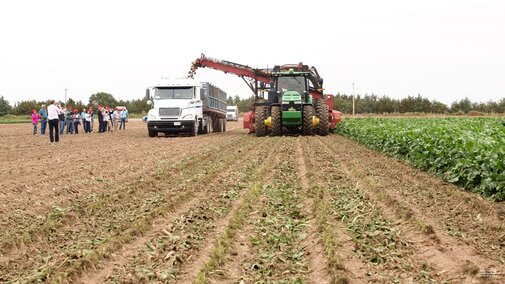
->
255, 106, 267, 137
271, 106, 282, 136
302, 105, 313, 136
315, 99, 329, 136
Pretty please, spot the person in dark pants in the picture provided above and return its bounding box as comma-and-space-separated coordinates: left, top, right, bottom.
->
47, 100, 62, 145
97, 105, 104, 133
39, 104, 48, 135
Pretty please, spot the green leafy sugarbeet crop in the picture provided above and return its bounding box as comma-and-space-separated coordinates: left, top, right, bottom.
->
336, 117, 505, 201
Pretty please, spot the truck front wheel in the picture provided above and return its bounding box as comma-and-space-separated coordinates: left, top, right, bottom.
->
148, 129, 157, 137
190, 119, 198, 137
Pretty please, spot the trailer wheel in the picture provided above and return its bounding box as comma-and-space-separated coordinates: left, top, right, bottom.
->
271, 105, 282, 136
315, 99, 329, 136
302, 105, 313, 136
218, 118, 224, 132
148, 129, 157, 137
255, 106, 267, 137
212, 117, 219, 133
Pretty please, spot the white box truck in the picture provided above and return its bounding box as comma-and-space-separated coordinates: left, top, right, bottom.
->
226, 105, 239, 121
146, 79, 227, 137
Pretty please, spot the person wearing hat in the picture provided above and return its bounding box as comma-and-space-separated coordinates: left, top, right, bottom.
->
31, 109, 39, 135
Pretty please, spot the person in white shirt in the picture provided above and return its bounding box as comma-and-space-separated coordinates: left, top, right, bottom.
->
47, 100, 63, 144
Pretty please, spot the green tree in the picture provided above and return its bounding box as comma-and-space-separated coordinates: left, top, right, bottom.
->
238, 96, 254, 113
450, 97, 472, 114
88, 92, 117, 108
431, 100, 449, 113
10, 100, 39, 115
0, 96, 12, 116
127, 98, 150, 114
226, 96, 235, 105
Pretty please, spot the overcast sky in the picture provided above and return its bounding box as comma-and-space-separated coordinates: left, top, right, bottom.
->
0, 0, 503, 106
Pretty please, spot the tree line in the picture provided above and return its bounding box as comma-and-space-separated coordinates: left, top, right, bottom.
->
0, 92, 150, 116
2, 92, 505, 117
227, 93, 505, 115
333, 94, 505, 114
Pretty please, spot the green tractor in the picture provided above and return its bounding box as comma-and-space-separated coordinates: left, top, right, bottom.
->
255, 66, 329, 137
188, 54, 341, 136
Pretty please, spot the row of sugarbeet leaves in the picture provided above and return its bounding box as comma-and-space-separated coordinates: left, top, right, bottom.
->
335, 117, 505, 201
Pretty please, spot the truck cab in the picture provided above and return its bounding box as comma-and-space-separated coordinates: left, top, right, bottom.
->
146, 79, 227, 137
226, 105, 239, 121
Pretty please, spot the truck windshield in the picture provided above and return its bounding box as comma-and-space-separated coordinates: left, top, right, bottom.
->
277, 76, 306, 94
154, 87, 194, 99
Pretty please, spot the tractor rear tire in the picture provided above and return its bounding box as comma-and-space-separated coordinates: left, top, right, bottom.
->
315, 99, 329, 136
271, 106, 282, 136
255, 106, 267, 137
302, 105, 313, 136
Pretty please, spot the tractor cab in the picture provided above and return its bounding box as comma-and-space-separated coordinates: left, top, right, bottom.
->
268, 69, 310, 105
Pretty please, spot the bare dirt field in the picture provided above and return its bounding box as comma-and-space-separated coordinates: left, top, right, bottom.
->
0, 120, 504, 283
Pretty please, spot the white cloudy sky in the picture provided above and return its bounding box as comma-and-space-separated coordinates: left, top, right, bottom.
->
0, 0, 503, 106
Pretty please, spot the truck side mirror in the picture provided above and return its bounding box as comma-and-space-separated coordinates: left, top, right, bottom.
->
145, 88, 150, 99
200, 89, 205, 100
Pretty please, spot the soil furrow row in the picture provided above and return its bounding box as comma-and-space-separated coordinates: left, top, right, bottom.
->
95, 137, 279, 283
295, 136, 332, 284
0, 134, 249, 282
224, 137, 311, 283
321, 135, 505, 279
309, 137, 440, 282
0, 133, 233, 226
192, 137, 286, 284
299, 136, 363, 284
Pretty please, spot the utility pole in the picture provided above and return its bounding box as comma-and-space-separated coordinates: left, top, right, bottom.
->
64, 88, 68, 107
352, 82, 355, 116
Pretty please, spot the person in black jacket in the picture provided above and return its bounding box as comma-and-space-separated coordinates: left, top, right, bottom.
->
97, 105, 104, 133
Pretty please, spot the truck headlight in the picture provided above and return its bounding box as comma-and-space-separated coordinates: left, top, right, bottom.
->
148, 115, 157, 120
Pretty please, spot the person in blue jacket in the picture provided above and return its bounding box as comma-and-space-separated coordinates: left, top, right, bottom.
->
38, 104, 48, 135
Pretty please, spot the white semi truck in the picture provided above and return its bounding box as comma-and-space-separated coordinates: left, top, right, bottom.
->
146, 79, 227, 137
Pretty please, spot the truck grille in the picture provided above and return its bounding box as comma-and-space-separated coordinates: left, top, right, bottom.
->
159, 108, 180, 117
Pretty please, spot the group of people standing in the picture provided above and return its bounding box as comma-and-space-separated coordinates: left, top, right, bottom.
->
33, 100, 128, 145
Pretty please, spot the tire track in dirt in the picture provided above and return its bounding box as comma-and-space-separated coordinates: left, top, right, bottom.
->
321, 135, 505, 281
213, 137, 311, 283
80, 132, 266, 283
178, 137, 283, 283
0, 133, 249, 282
191, 137, 286, 284
295, 136, 332, 284
299, 136, 365, 283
